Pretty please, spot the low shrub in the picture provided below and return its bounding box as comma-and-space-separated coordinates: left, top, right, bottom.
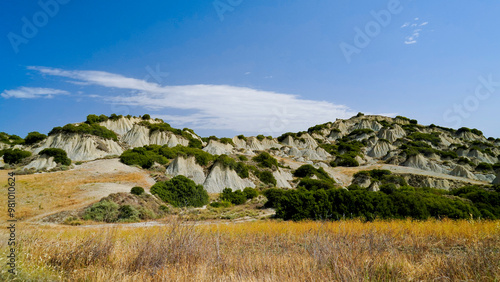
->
131, 186, 145, 196
150, 175, 209, 207
24, 132, 47, 145
83, 200, 120, 223
252, 152, 279, 169
2, 149, 32, 164
220, 188, 247, 205
243, 187, 259, 199
39, 148, 71, 166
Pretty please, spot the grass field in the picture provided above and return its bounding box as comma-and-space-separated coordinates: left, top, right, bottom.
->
1, 219, 499, 281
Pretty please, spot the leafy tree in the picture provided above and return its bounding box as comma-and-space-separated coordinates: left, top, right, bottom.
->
131, 186, 145, 195
243, 187, 259, 199
252, 152, 279, 169
24, 132, 47, 145
220, 188, 247, 205
2, 149, 32, 164
39, 148, 71, 165
150, 175, 209, 207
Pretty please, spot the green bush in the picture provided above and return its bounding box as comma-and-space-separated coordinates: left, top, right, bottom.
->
263, 188, 286, 208
238, 155, 248, 161
220, 188, 247, 205
2, 149, 32, 164
118, 205, 140, 221
142, 114, 151, 120
237, 135, 247, 141
476, 163, 493, 172
83, 200, 120, 222
39, 148, 71, 165
336, 155, 359, 167
214, 155, 248, 178
49, 123, 118, 141
150, 175, 209, 207
243, 187, 259, 199
256, 170, 277, 186
209, 201, 232, 208
256, 135, 265, 141
252, 152, 279, 169
120, 146, 168, 169
24, 132, 47, 145
188, 139, 203, 149
85, 114, 108, 124
131, 186, 145, 195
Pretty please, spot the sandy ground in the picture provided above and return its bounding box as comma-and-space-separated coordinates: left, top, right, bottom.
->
18, 158, 156, 223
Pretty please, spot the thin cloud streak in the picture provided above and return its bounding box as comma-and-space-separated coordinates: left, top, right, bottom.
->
1, 87, 69, 99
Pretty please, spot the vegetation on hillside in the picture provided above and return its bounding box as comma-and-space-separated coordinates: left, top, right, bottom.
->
151, 175, 209, 207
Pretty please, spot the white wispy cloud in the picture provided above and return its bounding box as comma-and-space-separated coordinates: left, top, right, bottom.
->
27, 66, 357, 134
1, 87, 69, 99
401, 18, 429, 45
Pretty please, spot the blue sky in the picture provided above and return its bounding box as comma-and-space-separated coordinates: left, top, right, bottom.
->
1, 0, 500, 138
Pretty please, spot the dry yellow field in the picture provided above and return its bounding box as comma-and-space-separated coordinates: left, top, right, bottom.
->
1, 219, 499, 281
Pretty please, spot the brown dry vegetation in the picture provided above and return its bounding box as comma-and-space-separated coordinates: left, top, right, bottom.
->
1, 219, 499, 281
0, 168, 152, 221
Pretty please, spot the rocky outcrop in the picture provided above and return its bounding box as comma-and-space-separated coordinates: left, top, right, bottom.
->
377, 124, 406, 142
122, 124, 189, 148
203, 163, 255, 193
368, 141, 395, 158
273, 168, 293, 188
100, 117, 138, 136
492, 173, 500, 185
203, 140, 233, 155
33, 133, 123, 161
166, 156, 206, 185
450, 165, 477, 180
24, 156, 58, 171
354, 119, 382, 131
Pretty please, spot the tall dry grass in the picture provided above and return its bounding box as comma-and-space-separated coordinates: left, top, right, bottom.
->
1, 219, 499, 281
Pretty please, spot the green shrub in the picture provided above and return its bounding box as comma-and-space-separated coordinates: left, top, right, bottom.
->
238, 155, 248, 161
120, 146, 168, 169
243, 187, 259, 199
476, 163, 493, 172
85, 114, 109, 124
256, 170, 277, 186
219, 137, 235, 146
293, 165, 334, 182
237, 135, 247, 141
131, 186, 145, 195
263, 188, 286, 208
150, 175, 209, 207
252, 152, 279, 169
256, 135, 265, 141
214, 155, 248, 178
187, 139, 202, 149
24, 132, 47, 145
118, 205, 140, 221
408, 132, 441, 146
83, 200, 119, 222
348, 129, 374, 136
220, 188, 247, 205
2, 149, 32, 164
39, 148, 71, 165
49, 123, 118, 141
142, 114, 151, 120
209, 201, 232, 208
380, 183, 397, 194
336, 155, 359, 167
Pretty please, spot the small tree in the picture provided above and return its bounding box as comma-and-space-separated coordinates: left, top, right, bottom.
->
24, 132, 47, 145
131, 186, 145, 195
150, 175, 209, 207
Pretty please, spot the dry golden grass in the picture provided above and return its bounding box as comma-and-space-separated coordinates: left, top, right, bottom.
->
1, 219, 499, 281
0, 168, 152, 221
